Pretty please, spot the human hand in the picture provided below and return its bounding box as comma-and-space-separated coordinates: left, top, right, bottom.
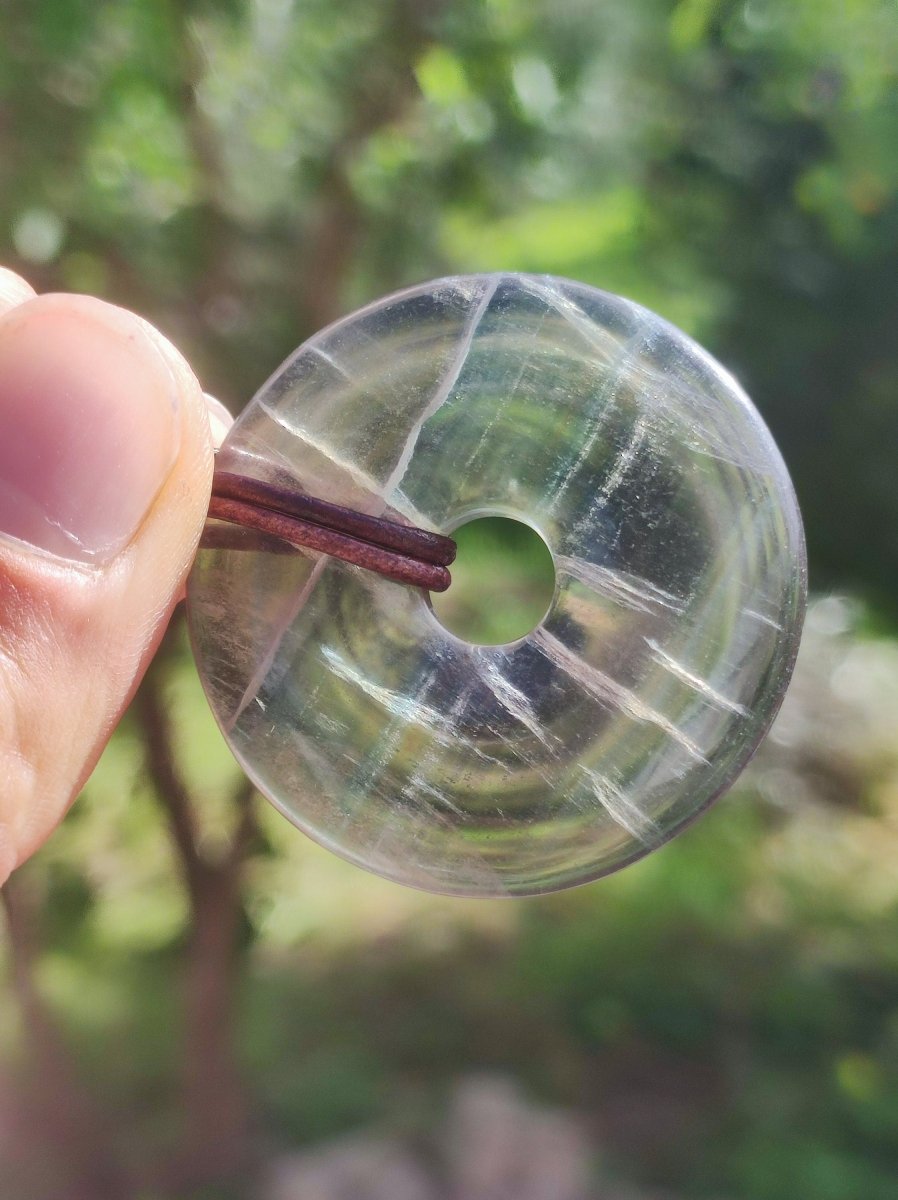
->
0, 266, 230, 881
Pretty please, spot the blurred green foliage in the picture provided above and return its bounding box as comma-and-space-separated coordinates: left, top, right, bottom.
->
2, 0, 897, 605
1, 0, 898, 1197
432, 516, 556, 644
13, 605, 898, 1199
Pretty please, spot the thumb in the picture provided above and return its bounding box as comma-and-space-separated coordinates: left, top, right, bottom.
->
0, 270, 216, 879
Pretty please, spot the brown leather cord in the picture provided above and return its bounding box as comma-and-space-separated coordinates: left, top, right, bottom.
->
206, 469, 455, 592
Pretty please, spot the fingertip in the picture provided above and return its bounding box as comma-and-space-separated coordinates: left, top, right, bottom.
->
0, 294, 189, 565
0, 292, 216, 872
0, 835, 17, 887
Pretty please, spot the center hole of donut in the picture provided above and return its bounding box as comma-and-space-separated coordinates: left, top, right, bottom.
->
430, 516, 555, 646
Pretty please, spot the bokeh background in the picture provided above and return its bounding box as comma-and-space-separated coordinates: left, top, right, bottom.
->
1, 1, 898, 1197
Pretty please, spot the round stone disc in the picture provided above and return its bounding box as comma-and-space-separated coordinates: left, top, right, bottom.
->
188, 274, 806, 897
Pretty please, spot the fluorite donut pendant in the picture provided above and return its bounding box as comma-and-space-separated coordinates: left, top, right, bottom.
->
188, 274, 806, 898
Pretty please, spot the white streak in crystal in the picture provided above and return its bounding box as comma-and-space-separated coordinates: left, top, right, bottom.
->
532, 627, 707, 763
472, 653, 555, 747
548, 332, 656, 512
317, 711, 349, 736
585, 415, 648, 518
578, 766, 662, 846
398, 681, 479, 810
255, 403, 383, 503
555, 555, 686, 615
743, 608, 782, 630
482, 724, 556, 785
604, 417, 646, 493
410, 777, 467, 818
310, 344, 354, 380
226, 556, 329, 733
346, 668, 440, 801
381, 275, 499, 497
646, 639, 748, 716
517, 276, 659, 513
520, 275, 769, 475
462, 304, 550, 473
519, 275, 647, 354
683, 440, 747, 469
249, 412, 436, 529
322, 648, 431, 727
569, 418, 648, 549
222, 437, 300, 489
321, 647, 501, 765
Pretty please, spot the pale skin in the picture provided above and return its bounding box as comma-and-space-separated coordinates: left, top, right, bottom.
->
0, 265, 232, 880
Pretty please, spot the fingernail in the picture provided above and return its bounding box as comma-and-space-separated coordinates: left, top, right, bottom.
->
204, 392, 234, 450
0, 297, 180, 565
0, 268, 34, 309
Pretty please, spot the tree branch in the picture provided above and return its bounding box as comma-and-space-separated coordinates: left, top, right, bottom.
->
1, 878, 133, 1200
227, 775, 259, 871
135, 654, 205, 900
133, 616, 255, 1192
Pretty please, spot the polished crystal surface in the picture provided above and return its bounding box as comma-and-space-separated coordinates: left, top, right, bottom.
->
188, 274, 806, 897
